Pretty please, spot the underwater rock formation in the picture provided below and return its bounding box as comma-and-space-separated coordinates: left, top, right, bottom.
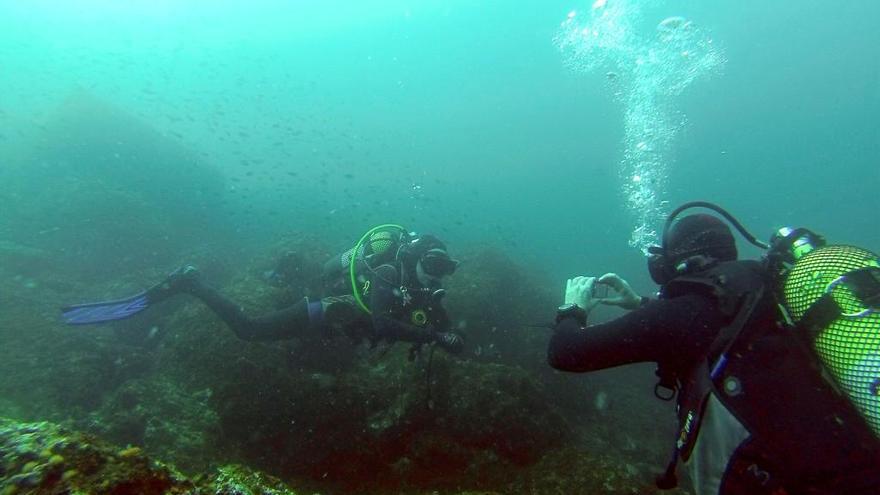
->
83, 377, 221, 473
445, 247, 557, 367
0, 89, 231, 283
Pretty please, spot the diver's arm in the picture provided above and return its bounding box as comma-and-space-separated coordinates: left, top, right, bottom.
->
548, 293, 725, 372
188, 281, 310, 342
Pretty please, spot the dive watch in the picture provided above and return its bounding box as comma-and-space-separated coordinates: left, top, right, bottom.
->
556, 303, 587, 326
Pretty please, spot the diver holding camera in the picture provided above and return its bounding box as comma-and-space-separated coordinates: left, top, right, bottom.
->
548, 201, 880, 495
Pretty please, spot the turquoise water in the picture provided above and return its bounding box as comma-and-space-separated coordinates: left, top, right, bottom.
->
2, 1, 878, 286
0, 1, 878, 491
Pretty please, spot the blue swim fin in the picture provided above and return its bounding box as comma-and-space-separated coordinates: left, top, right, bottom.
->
61, 265, 197, 325
61, 291, 152, 325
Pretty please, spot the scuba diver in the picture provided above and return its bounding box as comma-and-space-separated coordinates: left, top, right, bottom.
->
62, 225, 465, 355
548, 201, 880, 494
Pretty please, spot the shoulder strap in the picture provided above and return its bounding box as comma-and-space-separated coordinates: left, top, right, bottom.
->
707, 286, 766, 379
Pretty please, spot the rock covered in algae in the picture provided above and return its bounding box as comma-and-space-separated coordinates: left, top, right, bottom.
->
207, 464, 302, 495
0, 417, 191, 494
0, 417, 302, 495
194, 337, 569, 492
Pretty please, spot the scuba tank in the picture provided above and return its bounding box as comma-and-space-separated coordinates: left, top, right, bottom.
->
771, 226, 880, 438
322, 226, 407, 282
322, 224, 413, 314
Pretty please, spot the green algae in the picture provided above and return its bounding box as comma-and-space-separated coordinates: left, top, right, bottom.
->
0, 417, 307, 495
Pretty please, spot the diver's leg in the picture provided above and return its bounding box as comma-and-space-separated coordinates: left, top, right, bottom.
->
188, 282, 311, 341
168, 267, 316, 342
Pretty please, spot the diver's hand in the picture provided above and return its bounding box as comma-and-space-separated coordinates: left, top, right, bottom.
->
564, 276, 599, 312
435, 332, 464, 354
596, 273, 642, 310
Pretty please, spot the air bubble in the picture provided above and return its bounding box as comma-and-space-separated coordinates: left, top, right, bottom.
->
555, 1, 724, 251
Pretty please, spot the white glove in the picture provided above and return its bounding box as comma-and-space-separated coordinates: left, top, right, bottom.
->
564, 276, 598, 312
596, 273, 642, 310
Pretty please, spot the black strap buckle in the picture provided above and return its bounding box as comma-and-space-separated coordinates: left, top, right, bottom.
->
654, 365, 678, 401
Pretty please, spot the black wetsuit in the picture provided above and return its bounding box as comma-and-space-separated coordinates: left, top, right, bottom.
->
548, 260, 880, 494
185, 260, 455, 349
